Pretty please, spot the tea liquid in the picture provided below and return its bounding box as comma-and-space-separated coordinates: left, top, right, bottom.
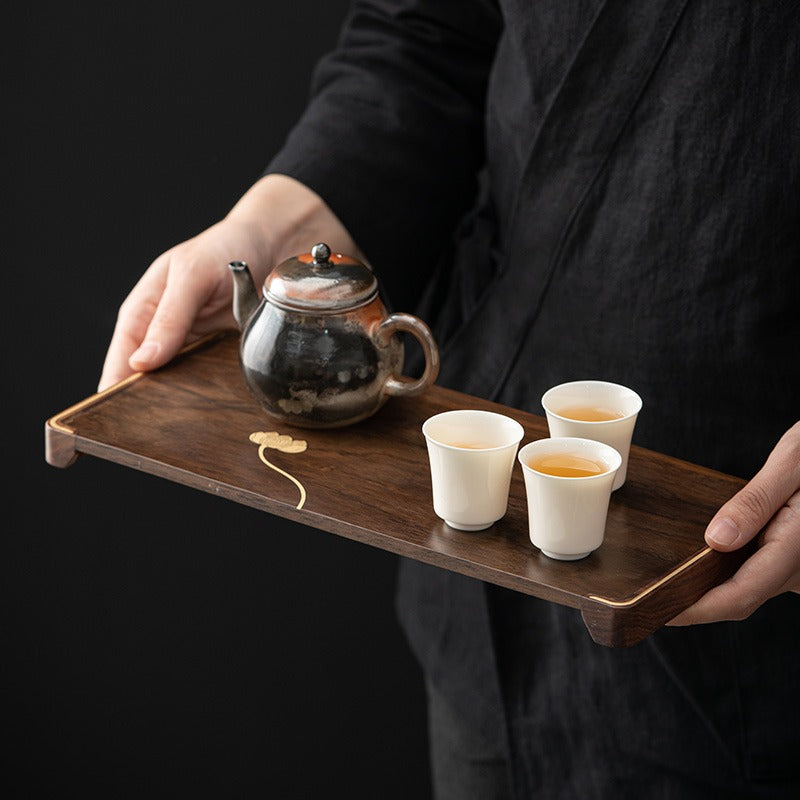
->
556, 405, 625, 422
527, 453, 607, 478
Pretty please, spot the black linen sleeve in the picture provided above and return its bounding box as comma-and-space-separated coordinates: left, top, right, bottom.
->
264, 0, 503, 309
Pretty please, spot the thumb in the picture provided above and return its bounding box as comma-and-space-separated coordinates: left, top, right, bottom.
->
705, 425, 800, 551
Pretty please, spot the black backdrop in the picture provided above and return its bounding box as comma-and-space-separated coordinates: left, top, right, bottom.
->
8, 4, 431, 797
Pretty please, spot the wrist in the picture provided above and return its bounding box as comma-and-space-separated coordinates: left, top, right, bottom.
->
227, 173, 365, 267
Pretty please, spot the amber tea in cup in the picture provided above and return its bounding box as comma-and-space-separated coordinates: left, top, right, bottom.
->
541, 380, 642, 490
554, 406, 626, 422
518, 437, 621, 560
526, 452, 608, 478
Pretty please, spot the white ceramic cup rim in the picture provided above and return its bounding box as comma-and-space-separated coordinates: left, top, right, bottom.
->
541, 380, 642, 425
422, 409, 525, 452
518, 436, 622, 481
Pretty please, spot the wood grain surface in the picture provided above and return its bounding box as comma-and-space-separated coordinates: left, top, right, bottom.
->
45, 331, 750, 647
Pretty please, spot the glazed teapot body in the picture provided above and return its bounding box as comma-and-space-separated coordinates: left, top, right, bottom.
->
229, 244, 439, 429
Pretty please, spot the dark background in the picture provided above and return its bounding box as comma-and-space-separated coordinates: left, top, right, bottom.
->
7, 4, 431, 797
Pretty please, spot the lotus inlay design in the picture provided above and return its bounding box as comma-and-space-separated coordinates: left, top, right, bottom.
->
249, 431, 308, 509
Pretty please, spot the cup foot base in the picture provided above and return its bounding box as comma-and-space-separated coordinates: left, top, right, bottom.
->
540, 549, 592, 561
445, 520, 493, 532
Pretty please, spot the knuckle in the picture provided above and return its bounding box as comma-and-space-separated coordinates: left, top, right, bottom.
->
735, 482, 775, 525
120, 297, 158, 333
781, 420, 800, 447
729, 591, 762, 621
169, 252, 200, 276
724, 571, 769, 621
786, 436, 800, 474
772, 425, 800, 476
775, 501, 800, 527
117, 293, 136, 317
119, 293, 153, 319
150, 307, 184, 335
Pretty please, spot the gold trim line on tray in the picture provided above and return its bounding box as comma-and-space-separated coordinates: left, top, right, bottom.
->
249, 431, 308, 509
588, 547, 712, 607
47, 332, 229, 434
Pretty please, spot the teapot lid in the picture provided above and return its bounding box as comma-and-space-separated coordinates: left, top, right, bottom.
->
263, 242, 378, 311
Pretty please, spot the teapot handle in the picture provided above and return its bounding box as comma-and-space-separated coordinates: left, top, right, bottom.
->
374, 313, 440, 397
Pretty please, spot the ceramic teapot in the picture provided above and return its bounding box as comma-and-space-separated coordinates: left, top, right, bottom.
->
228, 243, 440, 428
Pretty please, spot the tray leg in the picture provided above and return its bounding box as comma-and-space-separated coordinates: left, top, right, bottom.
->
44, 418, 79, 468
580, 545, 754, 647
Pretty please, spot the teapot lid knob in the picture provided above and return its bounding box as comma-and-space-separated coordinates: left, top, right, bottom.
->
311, 242, 331, 264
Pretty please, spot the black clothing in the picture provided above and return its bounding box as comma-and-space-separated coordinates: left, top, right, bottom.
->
267, 1, 800, 796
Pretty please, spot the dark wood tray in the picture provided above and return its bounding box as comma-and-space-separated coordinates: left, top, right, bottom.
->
45, 331, 749, 647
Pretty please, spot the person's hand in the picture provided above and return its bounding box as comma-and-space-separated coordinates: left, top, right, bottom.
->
97, 215, 270, 391
98, 174, 364, 392
668, 420, 800, 625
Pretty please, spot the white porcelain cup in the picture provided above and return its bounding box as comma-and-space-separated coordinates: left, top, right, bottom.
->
541, 380, 642, 490
517, 437, 621, 560
422, 409, 524, 531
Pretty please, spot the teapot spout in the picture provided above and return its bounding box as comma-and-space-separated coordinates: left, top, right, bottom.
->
228, 260, 260, 331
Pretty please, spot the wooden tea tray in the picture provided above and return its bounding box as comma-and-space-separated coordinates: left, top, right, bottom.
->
45, 332, 749, 647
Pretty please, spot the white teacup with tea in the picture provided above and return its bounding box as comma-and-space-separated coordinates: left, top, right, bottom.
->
541, 380, 642, 490
518, 436, 621, 560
